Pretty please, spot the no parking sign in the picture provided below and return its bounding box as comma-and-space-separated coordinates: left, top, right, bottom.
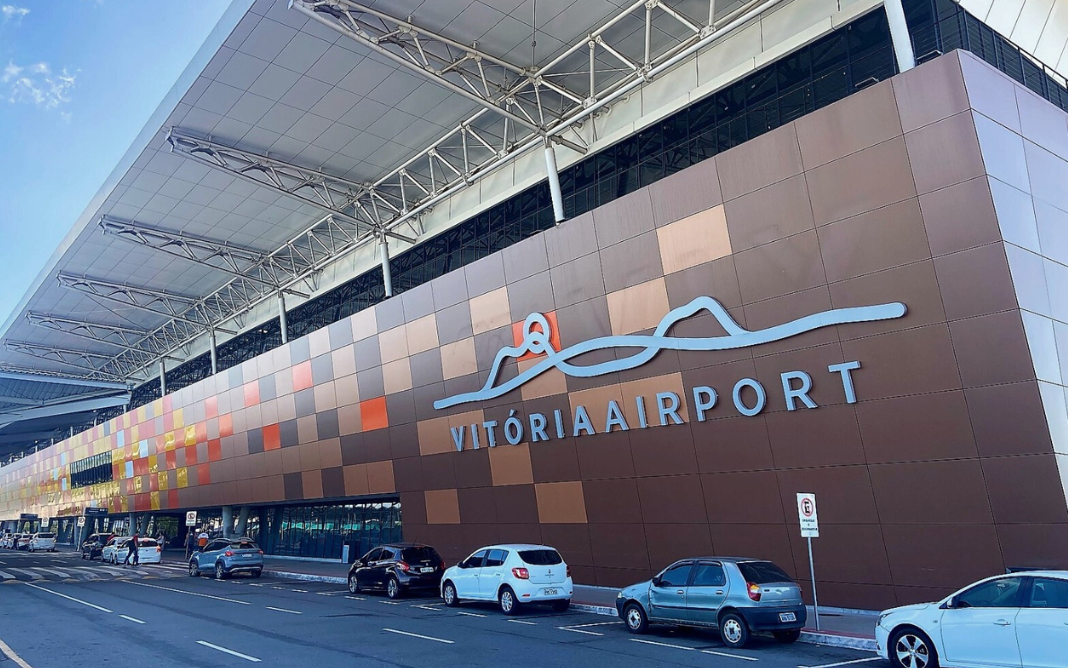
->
796, 492, 819, 538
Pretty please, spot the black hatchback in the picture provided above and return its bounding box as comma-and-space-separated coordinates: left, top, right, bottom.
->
348, 543, 444, 599
80, 533, 114, 560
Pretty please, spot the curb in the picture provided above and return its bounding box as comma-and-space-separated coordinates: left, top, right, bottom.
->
571, 603, 617, 616
271, 570, 347, 585
800, 631, 878, 652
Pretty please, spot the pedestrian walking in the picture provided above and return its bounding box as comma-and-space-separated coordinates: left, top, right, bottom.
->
156, 531, 166, 562
123, 533, 139, 568
197, 528, 209, 550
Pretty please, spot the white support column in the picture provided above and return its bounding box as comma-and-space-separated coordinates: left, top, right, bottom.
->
209, 329, 218, 376
885, 0, 915, 72
544, 143, 566, 223
235, 507, 250, 538
158, 360, 166, 397
221, 506, 234, 539
278, 293, 289, 344
380, 236, 394, 298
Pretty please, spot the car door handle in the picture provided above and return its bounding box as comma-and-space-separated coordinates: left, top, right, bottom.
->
994, 620, 1011, 626
676, 590, 684, 595
715, 591, 724, 595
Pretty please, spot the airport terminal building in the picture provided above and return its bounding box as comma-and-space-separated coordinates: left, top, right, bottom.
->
2, 0, 1068, 610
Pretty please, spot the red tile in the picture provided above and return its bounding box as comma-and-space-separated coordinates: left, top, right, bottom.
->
263, 424, 281, 451
244, 381, 260, 407
205, 395, 218, 419
195, 422, 207, 444
208, 439, 222, 462
167, 489, 179, 509
511, 310, 560, 361
165, 451, 177, 470
293, 360, 314, 392
219, 414, 233, 438
185, 445, 198, 466
197, 463, 211, 485
361, 396, 389, 431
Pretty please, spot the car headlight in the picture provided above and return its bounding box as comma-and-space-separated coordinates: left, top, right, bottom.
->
878, 613, 889, 628
617, 591, 625, 599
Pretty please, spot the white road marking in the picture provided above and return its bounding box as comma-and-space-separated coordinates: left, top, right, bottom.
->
0, 570, 15, 580
345, 596, 365, 601
9, 569, 42, 580
382, 628, 454, 644
0, 635, 33, 668
414, 605, 443, 611
564, 621, 620, 628
507, 619, 537, 625
128, 581, 250, 605
799, 658, 882, 668
290, 589, 308, 593
557, 627, 603, 636
119, 615, 145, 625
0, 560, 6, 565
271, 586, 286, 590
379, 600, 402, 605
247, 583, 264, 587
630, 638, 695, 651
265, 606, 302, 614
316, 591, 349, 596
702, 649, 759, 661
196, 641, 261, 662
456, 611, 486, 618
24, 583, 112, 612
31, 568, 71, 578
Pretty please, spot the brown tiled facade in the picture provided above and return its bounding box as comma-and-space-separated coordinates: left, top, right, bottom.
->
4, 50, 1068, 609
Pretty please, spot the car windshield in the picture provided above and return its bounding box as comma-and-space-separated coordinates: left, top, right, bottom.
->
37, 533, 54, 539
737, 561, 793, 584
518, 549, 563, 565
401, 546, 440, 562
230, 540, 258, 550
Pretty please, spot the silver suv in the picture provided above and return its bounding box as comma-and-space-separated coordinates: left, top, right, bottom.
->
189, 537, 263, 579
616, 557, 806, 649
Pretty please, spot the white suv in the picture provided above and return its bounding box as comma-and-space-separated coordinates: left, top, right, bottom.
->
29, 532, 56, 552
441, 544, 573, 615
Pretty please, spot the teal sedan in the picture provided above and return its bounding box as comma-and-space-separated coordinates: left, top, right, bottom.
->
189, 537, 263, 579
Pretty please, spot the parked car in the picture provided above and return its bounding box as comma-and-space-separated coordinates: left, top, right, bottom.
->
189, 537, 263, 579
0, 533, 12, 549
876, 570, 1068, 668
80, 533, 114, 560
441, 544, 572, 615
101, 536, 163, 565
348, 543, 444, 599
28, 532, 56, 552
616, 557, 806, 649
15, 534, 31, 550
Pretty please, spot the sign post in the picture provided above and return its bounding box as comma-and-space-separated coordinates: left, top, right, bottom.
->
796, 492, 820, 631
185, 511, 197, 561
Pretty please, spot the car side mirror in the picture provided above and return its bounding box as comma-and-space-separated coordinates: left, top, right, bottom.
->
651, 576, 662, 587
354, 560, 363, 567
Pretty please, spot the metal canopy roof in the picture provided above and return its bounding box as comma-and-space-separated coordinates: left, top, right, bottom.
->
0, 0, 760, 450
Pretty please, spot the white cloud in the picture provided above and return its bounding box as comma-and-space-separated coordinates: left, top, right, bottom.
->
2, 61, 77, 109
1, 5, 29, 22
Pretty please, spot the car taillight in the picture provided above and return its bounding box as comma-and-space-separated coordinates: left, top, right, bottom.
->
259, 550, 264, 555
397, 561, 410, 572
224, 550, 234, 557
156, 546, 161, 553
512, 567, 529, 579
566, 565, 571, 578
747, 583, 762, 602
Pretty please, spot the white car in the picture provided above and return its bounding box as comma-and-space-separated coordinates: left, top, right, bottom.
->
101, 537, 162, 565
0, 534, 12, 548
28, 532, 56, 552
876, 570, 1068, 668
441, 543, 573, 615
15, 534, 31, 550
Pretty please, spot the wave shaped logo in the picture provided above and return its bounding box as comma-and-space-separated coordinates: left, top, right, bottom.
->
433, 296, 907, 410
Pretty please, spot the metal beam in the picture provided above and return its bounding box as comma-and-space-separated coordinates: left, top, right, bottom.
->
56, 274, 227, 333
3, 341, 130, 381
0, 394, 131, 423
25, 312, 161, 354
0, 367, 129, 390
0, 395, 41, 407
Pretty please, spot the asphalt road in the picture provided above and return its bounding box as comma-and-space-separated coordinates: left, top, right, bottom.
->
0, 550, 887, 668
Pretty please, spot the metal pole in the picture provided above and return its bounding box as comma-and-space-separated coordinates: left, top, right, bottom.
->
380, 236, 393, 298
158, 360, 166, 397
808, 536, 820, 631
209, 329, 218, 375
544, 143, 566, 223
278, 293, 289, 344
885, 0, 915, 72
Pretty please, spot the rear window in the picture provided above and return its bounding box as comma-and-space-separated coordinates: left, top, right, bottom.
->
401, 546, 441, 563
518, 549, 563, 566
138, 539, 158, 547
737, 561, 793, 584
230, 540, 259, 550
37, 533, 55, 539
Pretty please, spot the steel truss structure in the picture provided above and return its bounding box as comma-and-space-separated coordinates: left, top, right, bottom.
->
23, 0, 798, 385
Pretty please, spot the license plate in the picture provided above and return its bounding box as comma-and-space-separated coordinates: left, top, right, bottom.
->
241, 554, 253, 559
779, 612, 796, 623
420, 567, 434, 573
544, 588, 559, 596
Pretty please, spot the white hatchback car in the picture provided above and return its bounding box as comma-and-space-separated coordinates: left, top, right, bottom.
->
28, 532, 56, 552
441, 544, 573, 615
876, 571, 1068, 668
102, 537, 162, 565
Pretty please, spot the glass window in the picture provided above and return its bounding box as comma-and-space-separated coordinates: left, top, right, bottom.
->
1028, 578, 1068, 609
957, 578, 1024, 609
363, 548, 382, 563
737, 562, 793, 585
230, 540, 258, 550
462, 550, 487, 569
401, 546, 441, 563
659, 563, 693, 588
692, 563, 727, 587
518, 549, 562, 565
484, 550, 507, 568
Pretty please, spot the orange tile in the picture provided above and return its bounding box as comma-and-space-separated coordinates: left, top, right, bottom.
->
292, 360, 314, 392
511, 310, 561, 361
263, 423, 281, 451
360, 396, 389, 431
205, 395, 218, 419
219, 414, 233, 438
185, 445, 198, 466
244, 381, 260, 407
196, 422, 207, 444
208, 439, 222, 462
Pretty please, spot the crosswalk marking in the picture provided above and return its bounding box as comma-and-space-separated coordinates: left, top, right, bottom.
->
0, 570, 15, 579
31, 567, 71, 578
9, 569, 42, 579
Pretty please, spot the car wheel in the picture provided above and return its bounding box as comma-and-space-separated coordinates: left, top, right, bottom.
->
386, 576, 401, 600
215, 562, 227, 579
442, 581, 459, 607
499, 586, 520, 616
551, 599, 570, 613
624, 603, 649, 634
773, 629, 801, 644
189, 561, 200, 577
719, 612, 750, 649
348, 574, 361, 594
252, 569, 262, 579
890, 627, 939, 668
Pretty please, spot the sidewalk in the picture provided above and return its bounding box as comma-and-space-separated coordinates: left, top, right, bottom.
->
258, 556, 878, 651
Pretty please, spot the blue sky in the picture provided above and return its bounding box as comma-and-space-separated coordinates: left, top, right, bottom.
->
0, 0, 231, 326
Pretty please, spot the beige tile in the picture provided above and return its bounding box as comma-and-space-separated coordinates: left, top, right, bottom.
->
569, 384, 625, 433
313, 381, 337, 411
297, 415, 318, 444
334, 374, 360, 407
519, 358, 567, 401
489, 444, 534, 486
441, 337, 478, 380
417, 416, 456, 455
309, 327, 331, 359
332, 346, 357, 378
338, 403, 362, 436
607, 278, 670, 335
382, 358, 413, 394
352, 308, 377, 342
275, 368, 294, 396
425, 489, 460, 524
343, 464, 369, 496
276, 393, 296, 422
619, 372, 690, 426
406, 314, 439, 355
302, 470, 324, 499
378, 325, 409, 364
367, 460, 395, 494
319, 438, 343, 468
470, 286, 511, 334
535, 481, 588, 523
657, 205, 731, 274
447, 409, 486, 451
299, 442, 321, 472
